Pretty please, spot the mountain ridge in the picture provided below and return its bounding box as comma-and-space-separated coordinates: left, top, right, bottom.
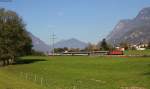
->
53, 38, 88, 49
107, 7, 150, 45
28, 32, 50, 53
28, 33, 88, 53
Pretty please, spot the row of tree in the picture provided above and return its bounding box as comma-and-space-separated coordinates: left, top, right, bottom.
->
54, 39, 111, 53
54, 39, 150, 53
87, 39, 110, 51
0, 8, 32, 66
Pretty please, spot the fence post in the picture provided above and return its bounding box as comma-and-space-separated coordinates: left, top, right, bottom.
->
41, 77, 43, 86
26, 73, 28, 80
34, 74, 37, 82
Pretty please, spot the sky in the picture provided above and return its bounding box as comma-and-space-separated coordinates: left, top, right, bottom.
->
0, 0, 150, 44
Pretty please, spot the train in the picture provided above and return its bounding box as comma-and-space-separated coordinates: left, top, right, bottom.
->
60, 50, 124, 56
107, 50, 124, 55
93, 50, 124, 55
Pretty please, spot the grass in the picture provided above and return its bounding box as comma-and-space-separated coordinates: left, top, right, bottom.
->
125, 50, 150, 55
0, 56, 150, 89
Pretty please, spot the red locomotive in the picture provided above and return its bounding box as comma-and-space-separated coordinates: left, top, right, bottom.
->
108, 50, 124, 55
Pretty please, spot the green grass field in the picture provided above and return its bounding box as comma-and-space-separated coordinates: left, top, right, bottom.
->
125, 50, 150, 55
0, 56, 150, 89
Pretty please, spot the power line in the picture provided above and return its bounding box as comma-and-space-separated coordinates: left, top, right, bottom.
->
50, 33, 56, 56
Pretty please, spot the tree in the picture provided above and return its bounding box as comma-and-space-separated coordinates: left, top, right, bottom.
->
84, 43, 93, 52
147, 41, 150, 49
100, 39, 109, 51
84, 43, 98, 52
54, 48, 65, 53
119, 41, 129, 50
68, 48, 80, 52
0, 8, 32, 66
63, 47, 68, 51
31, 50, 45, 56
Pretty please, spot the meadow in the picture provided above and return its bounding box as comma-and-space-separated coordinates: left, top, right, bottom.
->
125, 50, 150, 56
0, 56, 150, 89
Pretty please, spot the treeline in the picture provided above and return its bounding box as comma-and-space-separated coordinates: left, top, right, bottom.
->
54, 39, 112, 53
54, 39, 150, 53
0, 8, 32, 66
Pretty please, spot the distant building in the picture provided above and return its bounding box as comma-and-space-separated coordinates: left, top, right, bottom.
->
115, 47, 125, 51
131, 44, 148, 50
136, 48, 146, 50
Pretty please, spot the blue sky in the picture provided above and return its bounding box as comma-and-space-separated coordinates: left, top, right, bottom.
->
1, 0, 150, 44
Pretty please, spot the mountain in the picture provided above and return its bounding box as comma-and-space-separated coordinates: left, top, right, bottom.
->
53, 38, 88, 49
28, 32, 50, 53
28, 33, 88, 53
107, 7, 150, 45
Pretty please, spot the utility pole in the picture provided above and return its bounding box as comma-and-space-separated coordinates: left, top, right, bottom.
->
50, 33, 56, 56
113, 40, 116, 48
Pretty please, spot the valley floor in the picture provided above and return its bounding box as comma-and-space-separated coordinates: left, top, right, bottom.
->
0, 56, 150, 89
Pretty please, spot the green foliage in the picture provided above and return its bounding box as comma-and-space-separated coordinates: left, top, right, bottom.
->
54, 48, 65, 53
100, 38, 110, 51
31, 50, 45, 56
0, 8, 32, 65
147, 41, 150, 49
54, 47, 69, 53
